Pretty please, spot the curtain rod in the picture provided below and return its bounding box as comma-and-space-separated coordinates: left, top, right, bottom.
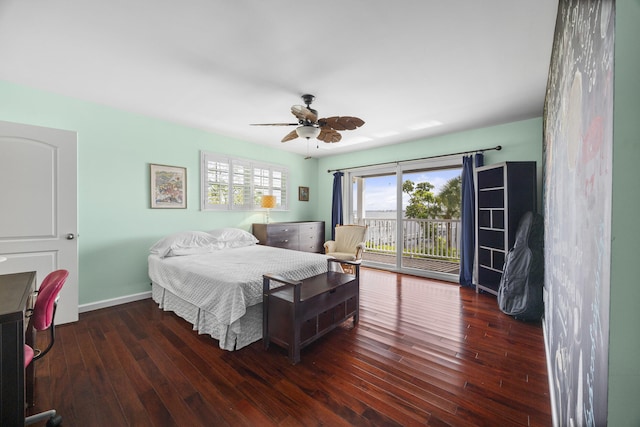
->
326, 145, 502, 173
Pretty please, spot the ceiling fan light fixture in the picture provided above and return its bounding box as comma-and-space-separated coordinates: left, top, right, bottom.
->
296, 125, 320, 140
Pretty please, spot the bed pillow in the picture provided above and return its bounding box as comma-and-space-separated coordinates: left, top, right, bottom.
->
150, 231, 223, 258
207, 227, 258, 248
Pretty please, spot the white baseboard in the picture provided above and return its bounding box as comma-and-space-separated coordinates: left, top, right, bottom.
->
78, 291, 152, 313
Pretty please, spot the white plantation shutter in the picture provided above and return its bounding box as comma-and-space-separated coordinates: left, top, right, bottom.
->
253, 166, 270, 203
253, 165, 288, 210
202, 156, 231, 210
201, 151, 289, 211
273, 167, 288, 210
232, 159, 252, 209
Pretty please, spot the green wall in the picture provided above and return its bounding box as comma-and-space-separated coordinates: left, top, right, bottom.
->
0, 81, 320, 305
609, 0, 640, 424
1, 4, 637, 422
0, 79, 544, 307
316, 117, 544, 234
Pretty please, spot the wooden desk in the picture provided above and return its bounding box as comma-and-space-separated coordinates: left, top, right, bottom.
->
0, 271, 36, 425
262, 259, 359, 364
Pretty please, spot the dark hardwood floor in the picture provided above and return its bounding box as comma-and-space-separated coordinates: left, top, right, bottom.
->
27, 268, 551, 426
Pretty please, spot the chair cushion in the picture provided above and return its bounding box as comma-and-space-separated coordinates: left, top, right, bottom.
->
334, 226, 367, 253
326, 252, 358, 261
24, 344, 34, 367
33, 269, 68, 331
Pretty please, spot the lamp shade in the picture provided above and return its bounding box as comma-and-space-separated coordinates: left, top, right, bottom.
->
295, 125, 321, 140
261, 195, 276, 209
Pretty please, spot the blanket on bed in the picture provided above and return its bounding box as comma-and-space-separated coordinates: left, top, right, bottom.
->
148, 245, 329, 327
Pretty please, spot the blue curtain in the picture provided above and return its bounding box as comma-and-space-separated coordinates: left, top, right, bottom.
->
459, 154, 483, 287
331, 172, 344, 239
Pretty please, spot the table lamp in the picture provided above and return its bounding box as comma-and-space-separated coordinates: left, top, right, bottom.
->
261, 195, 276, 223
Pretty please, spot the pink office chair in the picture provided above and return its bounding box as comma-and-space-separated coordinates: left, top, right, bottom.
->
24, 269, 68, 427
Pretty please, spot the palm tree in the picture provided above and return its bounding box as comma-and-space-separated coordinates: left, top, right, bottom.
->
438, 176, 462, 254
403, 176, 462, 257
439, 176, 462, 217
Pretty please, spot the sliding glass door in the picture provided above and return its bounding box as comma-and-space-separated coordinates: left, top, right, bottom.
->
346, 157, 463, 280
350, 168, 398, 270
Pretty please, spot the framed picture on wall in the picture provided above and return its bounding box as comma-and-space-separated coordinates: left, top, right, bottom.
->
150, 164, 187, 209
298, 186, 309, 201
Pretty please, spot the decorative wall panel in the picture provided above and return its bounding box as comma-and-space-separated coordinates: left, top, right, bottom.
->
543, 1, 615, 425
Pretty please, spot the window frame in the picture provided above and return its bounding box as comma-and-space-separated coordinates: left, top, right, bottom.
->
200, 151, 289, 211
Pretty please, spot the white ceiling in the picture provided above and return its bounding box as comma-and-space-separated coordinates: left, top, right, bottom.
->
0, 1, 558, 158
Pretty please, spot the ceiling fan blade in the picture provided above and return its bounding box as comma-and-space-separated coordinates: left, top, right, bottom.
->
250, 123, 298, 126
291, 105, 318, 123
281, 129, 299, 142
254, 95, 363, 145
319, 116, 365, 131
318, 128, 342, 143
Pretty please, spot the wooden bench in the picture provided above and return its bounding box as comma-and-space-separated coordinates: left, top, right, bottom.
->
262, 258, 360, 364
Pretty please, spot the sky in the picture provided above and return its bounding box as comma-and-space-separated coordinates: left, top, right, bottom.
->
355, 168, 462, 211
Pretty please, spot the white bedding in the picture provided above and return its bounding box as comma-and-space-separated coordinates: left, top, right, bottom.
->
148, 244, 330, 350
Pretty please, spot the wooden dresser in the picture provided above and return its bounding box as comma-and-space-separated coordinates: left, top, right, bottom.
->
252, 221, 325, 253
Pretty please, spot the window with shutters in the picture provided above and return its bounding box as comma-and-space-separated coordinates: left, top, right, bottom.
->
201, 151, 288, 211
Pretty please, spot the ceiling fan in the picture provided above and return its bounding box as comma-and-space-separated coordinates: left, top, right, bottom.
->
251, 94, 365, 144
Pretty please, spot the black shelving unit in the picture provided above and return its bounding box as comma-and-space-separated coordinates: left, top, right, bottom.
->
475, 161, 537, 295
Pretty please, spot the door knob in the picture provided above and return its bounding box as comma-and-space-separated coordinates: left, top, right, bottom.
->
66, 233, 75, 240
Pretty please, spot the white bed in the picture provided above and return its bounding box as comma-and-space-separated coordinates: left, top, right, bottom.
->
148, 229, 330, 350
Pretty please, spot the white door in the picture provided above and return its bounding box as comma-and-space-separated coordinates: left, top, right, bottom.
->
0, 120, 78, 324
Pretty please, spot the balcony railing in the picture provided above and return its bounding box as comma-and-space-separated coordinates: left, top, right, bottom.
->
358, 217, 461, 262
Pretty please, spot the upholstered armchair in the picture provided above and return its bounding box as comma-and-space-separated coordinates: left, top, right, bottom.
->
324, 225, 368, 264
